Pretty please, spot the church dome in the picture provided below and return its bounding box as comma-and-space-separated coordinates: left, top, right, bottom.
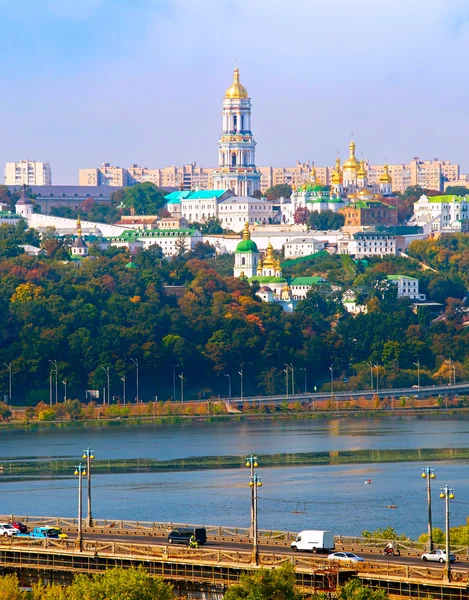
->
225, 67, 249, 99
236, 222, 258, 252
379, 163, 392, 184
343, 140, 359, 171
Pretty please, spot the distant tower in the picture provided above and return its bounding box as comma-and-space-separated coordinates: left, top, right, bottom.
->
331, 157, 343, 196
233, 222, 259, 277
70, 216, 88, 257
342, 140, 359, 190
357, 159, 368, 189
213, 67, 261, 197
379, 163, 393, 196
15, 185, 34, 220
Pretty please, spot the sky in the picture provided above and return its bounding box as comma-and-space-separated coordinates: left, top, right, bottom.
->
1, 0, 469, 184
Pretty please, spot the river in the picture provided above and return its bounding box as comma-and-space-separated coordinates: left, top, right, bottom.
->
0, 416, 468, 538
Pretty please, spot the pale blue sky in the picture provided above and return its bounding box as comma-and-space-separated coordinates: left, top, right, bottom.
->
1, 0, 469, 183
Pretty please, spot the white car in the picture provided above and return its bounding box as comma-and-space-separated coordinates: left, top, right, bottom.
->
0, 523, 18, 537
328, 552, 365, 562
421, 549, 456, 563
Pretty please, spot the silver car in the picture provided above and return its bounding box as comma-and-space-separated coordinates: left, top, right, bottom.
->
421, 549, 456, 563
0, 523, 18, 537
328, 552, 365, 562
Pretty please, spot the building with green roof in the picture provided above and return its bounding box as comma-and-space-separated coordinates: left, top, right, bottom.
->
233, 222, 259, 277
411, 193, 469, 232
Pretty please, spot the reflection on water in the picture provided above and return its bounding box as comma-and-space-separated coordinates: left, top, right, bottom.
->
0, 416, 468, 537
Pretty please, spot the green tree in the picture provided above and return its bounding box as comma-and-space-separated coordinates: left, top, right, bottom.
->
265, 184, 292, 200
338, 579, 389, 600
118, 183, 167, 215
0, 573, 26, 600
445, 186, 469, 196
223, 563, 302, 600
308, 209, 344, 230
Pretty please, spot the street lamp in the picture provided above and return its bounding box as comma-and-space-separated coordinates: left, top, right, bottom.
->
365, 361, 374, 390
414, 360, 421, 390
249, 471, 262, 565
245, 454, 258, 538
82, 448, 95, 527
3, 363, 12, 410
283, 367, 289, 398
439, 485, 455, 582
284, 363, 295, 395
121, 375, 126, 406
49, 360, 58, 404
421, 466, 436, 551
239, 368, 244, 400
299, 368, 307, 393
74, 462, 87, 551
373, 364, 379, 396
225, 374, 231, 398
130, 358, 139, 403
62, 379, 67, 403
444, 359, 455, 386
329, 364, 334, 398
173, 364, 179, 401
179, 371, 184, 403
101, 366, 110, 405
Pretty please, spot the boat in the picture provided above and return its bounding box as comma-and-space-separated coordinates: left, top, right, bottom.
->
364, 478, 373, 484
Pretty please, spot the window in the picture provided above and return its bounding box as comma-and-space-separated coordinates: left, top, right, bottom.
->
233, 115, 237, 132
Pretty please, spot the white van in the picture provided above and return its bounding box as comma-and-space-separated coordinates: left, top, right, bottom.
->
291, 530, 335, 553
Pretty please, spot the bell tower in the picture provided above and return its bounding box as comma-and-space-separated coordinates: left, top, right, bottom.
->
213, 67, 261, 197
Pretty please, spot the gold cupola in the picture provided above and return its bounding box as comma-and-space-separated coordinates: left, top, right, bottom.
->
379, 163, 393, 184
225, 67, 249, 99
309, 163, 319, 184
357, 159, 367, 179
331, 157, 343, 184
76, 216, 82, 237
343, 139, 359, 172
262, 240, 276, 269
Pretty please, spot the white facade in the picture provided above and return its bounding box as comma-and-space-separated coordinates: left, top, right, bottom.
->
181, 197, 219, 222
5, 160, 52, 186
283, 237, 325, 258
387, 275, 426, 301
218, 197, 274, 229
410, 194, 469, 232
213, 68, 261, 196
339, 233, 396, 257
133, 230, 202, 256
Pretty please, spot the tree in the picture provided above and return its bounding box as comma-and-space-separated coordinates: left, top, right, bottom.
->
265, 184, 292, 200
293, 206, 309, 224
223, 563, 302, 600
0, 573, 26, 600
338, 579, 389, 600
118, 183, 167, 215
308, 209, 344, 230
251, 189, 262, 199
445, 186, 469, 196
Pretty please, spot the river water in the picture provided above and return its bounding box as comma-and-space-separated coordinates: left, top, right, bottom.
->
0, 416, 468, 538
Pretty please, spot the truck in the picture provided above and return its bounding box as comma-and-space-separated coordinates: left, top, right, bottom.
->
290, 530, 335, 553
17, 527, 64, 539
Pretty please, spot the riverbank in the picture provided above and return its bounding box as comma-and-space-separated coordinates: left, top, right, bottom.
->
1, 446, 469, 478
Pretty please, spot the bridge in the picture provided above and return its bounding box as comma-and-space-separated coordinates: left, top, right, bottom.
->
1, 516, 469, 600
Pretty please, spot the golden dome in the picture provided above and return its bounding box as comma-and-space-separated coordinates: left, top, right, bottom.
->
343, 139, 359, 171
309, 163, 319, 184
225, 67, 249, 99
331, 157, 343, 185
357, 188, 373, 198
357, 159, 367, 179
262, 241, 276, 269
379, 163, 392, 184
282, 283, 291, 292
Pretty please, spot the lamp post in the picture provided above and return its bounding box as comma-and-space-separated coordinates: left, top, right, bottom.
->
3, 363, 12, 410
101, 366, 110, 406
239, 368, 244, 400
249, 471, 262, 565
62, 379, 67, 403
130, 358, 139, 403
365, 361, 374, 390
373, 364, 379, 396
49, 360, 58, 404
173, 364, 179, 401
329, 364, 334, 398
82, 448, 95, 527
283, 367, 289, 398
179, 371, 184, 403
49, 370, 53, 406
300, 368, 307, 393
440, 485, 455, 582
444, 359, 454, 386
74, 462, 87, 551
421, 466, 435, 551
225, 374, 231, 398
289, 364, 295, 396
121, 375, 126, 405
245, 454, 258, 538
414, 360, 421, 389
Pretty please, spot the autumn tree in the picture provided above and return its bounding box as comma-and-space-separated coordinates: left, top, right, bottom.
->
224, 563, 302, 600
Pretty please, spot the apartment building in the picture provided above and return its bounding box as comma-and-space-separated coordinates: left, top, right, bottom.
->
79, 163, 130, 187
5, 160, 52, 186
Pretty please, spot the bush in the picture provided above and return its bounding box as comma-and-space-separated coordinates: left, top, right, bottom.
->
38, 409, 56, 421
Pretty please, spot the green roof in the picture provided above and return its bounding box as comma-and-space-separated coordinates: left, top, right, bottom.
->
164, 191, 191, 204
186, 190, 227, 199
236, 239, 258, 252
387, 274, 417, 281
125, 262, 139, 269
427, 195, 469, 203
289, 276, 328, 286
249, 276, 286, 284
352, 200, 397, 209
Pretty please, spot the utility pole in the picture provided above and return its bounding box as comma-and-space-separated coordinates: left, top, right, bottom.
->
329, 364, 334, 398
49, 360, 58, 404
440, 485, 455, 582
130, 358, 139, 402
414, 360, 421, 389
283, 367, 289, 398
62, 379, 67, 403
249, 472, 262, 565
421, 466, 435, 551
225, 374, 231, 398
365, 361, 373, 390
74, 463, 87, 551
179, 371, 184, 403
173, 364, 179, 401
49, 370, 53, 406
374, 364, 379, 396
245, 455, 258, 538
239, 368, 243, 400
121, 375, 126, 405
101, 366, 110, 406
3, 363, 12, 410
82, 449, 95, 527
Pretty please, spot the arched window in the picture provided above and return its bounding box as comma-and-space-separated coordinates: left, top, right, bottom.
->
231, 153, 237, 167
241, 257, 246, 265
243, 152, 249, 166
233, 115, 237, 132
241, 115, 244, 131
221, 152, 225, 166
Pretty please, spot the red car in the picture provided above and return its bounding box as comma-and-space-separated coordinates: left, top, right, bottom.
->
11, 522, 28, 534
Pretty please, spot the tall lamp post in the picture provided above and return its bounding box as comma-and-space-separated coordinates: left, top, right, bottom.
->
179, 371, 184, 403
101, 366, 110, 405
421, 466, 435, 551
130, 358, 139, 403
3, 362, 12, 410
365, 361, 374, 390
49, 360, 58, 404
82, 448, 95, 527
414, 360, 421, 390
299, 368, 307, 393
283, 367, 289, 398
249, 471, 262, 565
173, 364, 179, 401
440, 485, 455, 582
74, 462, 87, 551
329, 364, 334, 398
284, 363, 295, 396
373, 364, 379, 396
225, 374, 231, 398
62, 379, 67, 403
245, 454, 258, 538
239, 368, 244, 400
121, 375, 126, 405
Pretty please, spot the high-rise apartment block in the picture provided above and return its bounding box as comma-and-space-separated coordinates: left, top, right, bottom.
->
4, 160, 52, 186
79, 163, 130, 187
